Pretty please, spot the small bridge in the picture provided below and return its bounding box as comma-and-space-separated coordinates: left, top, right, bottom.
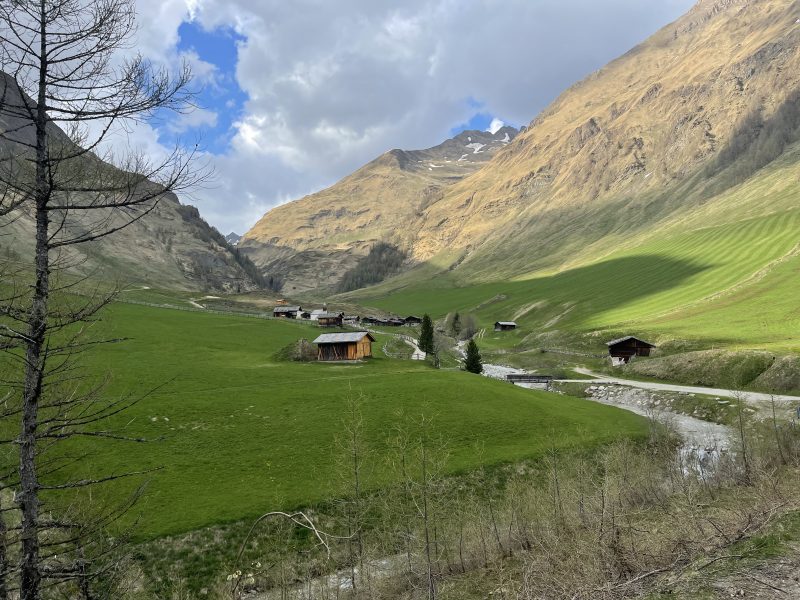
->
506, 374, 555, 385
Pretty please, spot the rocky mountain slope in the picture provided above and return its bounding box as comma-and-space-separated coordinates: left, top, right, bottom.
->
239, 127, 518, 292
0, 74, 260, 293
244, 0, 800, 293
414, 0, 800, 279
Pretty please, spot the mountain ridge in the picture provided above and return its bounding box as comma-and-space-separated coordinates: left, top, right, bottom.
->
240, 126, 519, 292
0, 73, 262, 293
242, 0, 800, 294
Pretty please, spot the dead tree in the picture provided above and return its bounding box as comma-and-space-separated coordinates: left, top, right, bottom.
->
0, 1, 200, 597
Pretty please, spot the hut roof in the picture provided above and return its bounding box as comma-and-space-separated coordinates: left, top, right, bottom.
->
495, 321, 517, 327
317, 312, 344, 318
606, 336, 655, 347
313, 332, 375, 344
274, 306, 301, 313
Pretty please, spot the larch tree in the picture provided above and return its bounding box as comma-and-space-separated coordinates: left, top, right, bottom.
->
0, 1, 200, 597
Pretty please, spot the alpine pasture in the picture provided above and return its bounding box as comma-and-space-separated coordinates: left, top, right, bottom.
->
54, 301, 648, 540
351, 208, 800, 353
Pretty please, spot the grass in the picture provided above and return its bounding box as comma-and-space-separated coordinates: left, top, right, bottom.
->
341, 145, 800, 359
40, 302, 649, 541
348, 209, 800, 354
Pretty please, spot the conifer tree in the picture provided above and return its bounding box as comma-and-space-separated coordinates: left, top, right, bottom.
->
464, 339, 483, 374
418, 314, 435, 354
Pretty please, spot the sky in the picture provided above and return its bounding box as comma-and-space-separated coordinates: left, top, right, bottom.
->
127, 0, 697, 235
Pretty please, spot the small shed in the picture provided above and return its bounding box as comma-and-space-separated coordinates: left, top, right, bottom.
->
606, 336, 656, 365
313, 332, 375, 361
317, 312, 344, 327
274, 306, 302, 319
343, 315, 360, 325
494, 321, 517, 332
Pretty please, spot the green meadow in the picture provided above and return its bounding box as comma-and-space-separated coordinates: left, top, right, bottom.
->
350, 209, 800, 353
38, 302, 648, 540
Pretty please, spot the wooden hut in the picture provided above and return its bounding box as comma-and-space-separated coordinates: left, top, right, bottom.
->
317, 312, 344, 327
313, 332, 375, 361
404, 316, 422, 326
273, 306, 302, 319
494, 321, 517, 332
606, 336, 656, 365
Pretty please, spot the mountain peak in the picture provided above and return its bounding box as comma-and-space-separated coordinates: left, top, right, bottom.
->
241, 0, 800, 292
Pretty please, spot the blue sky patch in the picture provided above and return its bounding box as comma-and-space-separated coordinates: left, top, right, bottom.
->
151, 21, 248, 155
451, 102, 516, 135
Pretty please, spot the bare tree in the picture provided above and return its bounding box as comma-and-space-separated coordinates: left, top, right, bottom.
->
0, 1, 201, 597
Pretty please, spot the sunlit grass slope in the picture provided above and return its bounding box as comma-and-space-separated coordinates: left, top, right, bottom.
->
353, 208, 798, 351
52, 302, 647, 539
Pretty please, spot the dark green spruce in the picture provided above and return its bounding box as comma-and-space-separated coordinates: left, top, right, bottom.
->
418, 314, 435, 354
464, 339, 483, 374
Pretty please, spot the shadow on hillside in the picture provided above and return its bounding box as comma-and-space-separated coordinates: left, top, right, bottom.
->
484, 254, 713, 326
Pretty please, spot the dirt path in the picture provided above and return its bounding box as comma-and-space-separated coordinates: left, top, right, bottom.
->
569, 368, 800, 406
364, 328, 426, 360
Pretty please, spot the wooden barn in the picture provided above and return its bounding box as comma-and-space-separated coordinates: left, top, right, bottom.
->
404, 316, 422, 326
317, 312, 344, 327
273, 306, 302, 319
606, 336, 656, 365
494, 321, 517, 332
313, 332, 375, 361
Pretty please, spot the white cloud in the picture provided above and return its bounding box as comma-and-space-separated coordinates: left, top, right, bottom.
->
487, 118, 505, 135
168, 107, 219, 134
128, 0, 697, 234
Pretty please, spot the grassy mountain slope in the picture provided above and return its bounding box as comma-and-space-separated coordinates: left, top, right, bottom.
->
348, 142, 800, 353
412, 0, 800, 277
333, 0, 800, 355
242, 0, 800, 295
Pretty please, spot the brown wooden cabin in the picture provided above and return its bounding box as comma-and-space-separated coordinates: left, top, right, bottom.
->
317, 312, 344, 327
494, 321, 517, 332
313, 332, 375, 361
606, 336, 656, 364
273, 306, 301, 319
404, 316, 422, 326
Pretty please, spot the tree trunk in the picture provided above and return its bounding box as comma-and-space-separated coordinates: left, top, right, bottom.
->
0, 490, 8, 600
20, 4, 50, 597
